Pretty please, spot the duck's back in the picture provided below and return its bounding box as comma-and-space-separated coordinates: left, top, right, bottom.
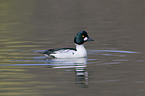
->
43, 48, 77, 58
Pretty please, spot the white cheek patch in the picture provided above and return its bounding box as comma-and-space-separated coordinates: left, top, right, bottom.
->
84, 37, 88, 41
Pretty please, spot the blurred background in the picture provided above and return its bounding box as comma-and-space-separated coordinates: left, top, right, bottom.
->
0, 0, 145, 96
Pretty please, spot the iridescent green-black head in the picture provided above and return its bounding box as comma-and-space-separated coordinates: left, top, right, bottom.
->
74, 31, 94, 45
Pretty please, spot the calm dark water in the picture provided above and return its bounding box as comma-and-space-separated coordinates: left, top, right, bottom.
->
1, 0, 145, 96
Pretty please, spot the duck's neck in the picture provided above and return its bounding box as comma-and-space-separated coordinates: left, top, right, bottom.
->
75, 44, 87, 57
75, 44, 87, 52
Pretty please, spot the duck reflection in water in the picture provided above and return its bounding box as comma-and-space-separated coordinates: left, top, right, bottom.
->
46, 58, 88, 88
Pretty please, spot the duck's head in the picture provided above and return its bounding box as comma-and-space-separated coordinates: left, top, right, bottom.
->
74, 31, 94, 45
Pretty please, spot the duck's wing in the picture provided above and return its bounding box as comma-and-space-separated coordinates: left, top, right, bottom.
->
43, 48, 76, 57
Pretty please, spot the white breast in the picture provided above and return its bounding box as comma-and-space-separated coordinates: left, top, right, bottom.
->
74, 44, 87, 57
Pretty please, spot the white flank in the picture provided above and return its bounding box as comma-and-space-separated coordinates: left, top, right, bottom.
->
50, 44, 87, 58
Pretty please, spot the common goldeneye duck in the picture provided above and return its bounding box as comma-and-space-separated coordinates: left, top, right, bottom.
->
43, 31, 94, 58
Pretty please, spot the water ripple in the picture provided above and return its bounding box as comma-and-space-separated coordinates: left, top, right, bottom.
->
88, 50, 139, 54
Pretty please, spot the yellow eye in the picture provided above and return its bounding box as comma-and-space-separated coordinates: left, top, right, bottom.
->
82, 35, 84, 37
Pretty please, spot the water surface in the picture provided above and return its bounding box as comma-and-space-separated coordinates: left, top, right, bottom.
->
1, 0, 145, 96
